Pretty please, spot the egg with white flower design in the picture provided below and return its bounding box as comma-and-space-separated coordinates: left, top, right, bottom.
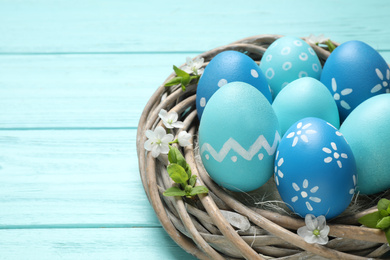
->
199, 81, 280, 192
196, 50, 271, 120
259, 36, 322, 99
275, 117, 356, 219
320, 40, 390, 122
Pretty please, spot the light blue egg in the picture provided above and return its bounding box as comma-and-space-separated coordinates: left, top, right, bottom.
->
340, 94, 390, 195
196, 50, 271, 120
276, 117, 356, 219
320, 40, 390, 122
272, 77, 340, 136
198, 82, 280, 192
260, 36, 322, 99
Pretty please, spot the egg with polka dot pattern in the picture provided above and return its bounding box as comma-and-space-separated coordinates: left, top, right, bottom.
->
199, 82, 280, 192
275, 117, 356, 219
260, 36, 322, 98
320, 40, 390, 122
196, 50, 271, 120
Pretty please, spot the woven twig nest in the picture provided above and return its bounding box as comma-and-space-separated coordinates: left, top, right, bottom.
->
136, 35, 390, 259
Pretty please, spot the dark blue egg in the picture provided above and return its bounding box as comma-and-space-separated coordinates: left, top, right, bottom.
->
196, 50, 271, 120
275, 117, 356, 219
320, 40, 390, 122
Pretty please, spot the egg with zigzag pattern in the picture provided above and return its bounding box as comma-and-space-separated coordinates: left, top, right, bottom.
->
198, 81, 280, 192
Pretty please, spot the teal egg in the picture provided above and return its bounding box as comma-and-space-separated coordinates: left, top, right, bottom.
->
260, 36, 322, 98
340, 94, 390, 195
272, 77, 340, 136
198, 82, 281, 192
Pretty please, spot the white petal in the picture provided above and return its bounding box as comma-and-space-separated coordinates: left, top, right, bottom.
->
303, 179, 308, 188
186, 57, 192, 65
341, 88, 353, 96
297, 122, 302, 129
169, 112, 179, 122
306, 202, 313, 211
300, 135, 309, 143
172, 121, 184, 129
316, 236, 329, 245
305, 214, 317, 231
310, 186, 319, 193
159, 144, 170, 155
154, 126, 167, 139
387, 69, 390, 80
161, 133, 174, 144
340, 100, 351, 110
292, 183, 300, 191
337, 160, 342, 168
145, 129, 156, 139
292, 136, 298, 147
376, 68, 384, 80
178, 131, 192, 146
324, 157, 333, 163
302, 123, 312, 130
305, 235, 320, 244
297, 226, 311, 238
371, 84, 383, 93
278, 158, 284, 167
144, 140, 154, 151
322, 147, 332, 153
320, 225, 330, 237
331, 78, 337, 92
305, 130, 317, 134
317, 216, 327, 230
309, 197, 321, 203
158, 109, 168, 120
331, 142, 337, 150
278, 170, 284, 178
286, 132, 295, 138
151, 145, 161, 158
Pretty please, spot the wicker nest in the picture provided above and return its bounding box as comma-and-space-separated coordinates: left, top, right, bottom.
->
136, 35, 390, 259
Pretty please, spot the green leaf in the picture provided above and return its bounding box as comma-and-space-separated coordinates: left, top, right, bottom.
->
380, 209, 389, 217
180, 74, 190, 88
168, 147, 187, 168
358, 211, 382, 228
377, 216, 390, 229
173, 65, 189, 78
385, 228, 390, 245
189, 175, 197, 187
167, 163, 188, 185
189, 186, 209, 196
378, 199, 390, 211
326, 39, 336, 53
164, 77, 182, 87
163, 187, 186, 197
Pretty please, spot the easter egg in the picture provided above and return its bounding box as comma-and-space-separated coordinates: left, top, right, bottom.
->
260, 36, 322, 98
320, 40, 390, 121
272, 77, 340, 136
198, 82, 280, 192
340, 94, 390, 195
275, 117, 356, 219
196, 50, 271, 120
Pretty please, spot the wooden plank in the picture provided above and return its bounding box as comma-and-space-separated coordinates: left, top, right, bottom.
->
0, 129, 161, 227
0, 54, 195, 128
0, 227, 197, 260
1, 51, 389, 129
0, 0, 389, 53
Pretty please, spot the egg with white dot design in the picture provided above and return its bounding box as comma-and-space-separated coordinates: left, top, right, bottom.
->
259, 36, 322, 99
275, 117, 356, 219
196, 50, 271, 120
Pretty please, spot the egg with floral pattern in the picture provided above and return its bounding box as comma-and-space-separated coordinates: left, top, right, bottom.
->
320, 40, 390, 122
199, 81, 280, 192
275, 117, 356, 219
196, 50, 271, 120
260, 36, 322, 99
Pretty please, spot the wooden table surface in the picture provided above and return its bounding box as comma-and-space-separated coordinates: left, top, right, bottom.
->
1, 1, 389, 259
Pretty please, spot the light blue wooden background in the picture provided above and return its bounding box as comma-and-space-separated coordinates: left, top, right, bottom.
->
0, 0, 389, 259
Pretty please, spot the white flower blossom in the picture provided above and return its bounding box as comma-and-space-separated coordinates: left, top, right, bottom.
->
297, 214, 329, 245
158, 109, 184, 129
182, 57, 204, 75
144, 126, 174, 158
306, 34, 329, 45
178, 131, 192, 147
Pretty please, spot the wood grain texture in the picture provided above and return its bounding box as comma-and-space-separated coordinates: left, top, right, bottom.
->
0, 129, 160, 227
0, 227, 197, 260
0, 0, 389, 53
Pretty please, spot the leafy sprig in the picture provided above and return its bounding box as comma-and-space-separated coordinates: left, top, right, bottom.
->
164, 57, 204, 91
163, 146, 209, 198
358, 198, 390, 243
